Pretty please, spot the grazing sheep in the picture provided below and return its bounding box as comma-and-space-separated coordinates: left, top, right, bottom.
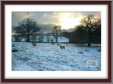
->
32, 42, 37, 46
59, 45, 65, 49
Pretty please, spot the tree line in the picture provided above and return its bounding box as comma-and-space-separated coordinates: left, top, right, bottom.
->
13, 15, 101, 46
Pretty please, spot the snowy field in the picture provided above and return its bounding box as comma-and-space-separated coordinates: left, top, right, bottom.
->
12, 42, 101, 71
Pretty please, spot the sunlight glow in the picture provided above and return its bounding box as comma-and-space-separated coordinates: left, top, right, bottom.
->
58, 13, 83, 30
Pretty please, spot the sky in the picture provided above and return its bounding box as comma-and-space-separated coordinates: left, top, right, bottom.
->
12, 12, 100, 30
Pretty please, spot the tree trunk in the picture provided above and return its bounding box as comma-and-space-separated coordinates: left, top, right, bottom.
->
88, 43, 91, 46
88, 28, 91, 47
55, 36, 57, 43
26, 34, 30, 42
55, 33, 58, 43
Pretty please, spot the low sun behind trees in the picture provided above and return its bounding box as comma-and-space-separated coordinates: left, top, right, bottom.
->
63, 15, 101, 46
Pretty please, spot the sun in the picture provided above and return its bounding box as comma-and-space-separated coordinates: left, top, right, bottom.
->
58, 13, 82, 30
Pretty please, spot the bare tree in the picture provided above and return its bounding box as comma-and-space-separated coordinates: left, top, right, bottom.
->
14, 18, 40, 42
81, 15, 101, 46
53, 25, 61, 43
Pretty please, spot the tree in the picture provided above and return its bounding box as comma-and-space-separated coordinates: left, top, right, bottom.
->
81, 15, 101, 46
14, 18, 40, 42
53, 25, 61, 43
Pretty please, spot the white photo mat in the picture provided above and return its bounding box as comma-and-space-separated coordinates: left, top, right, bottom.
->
5, 5, 108, 79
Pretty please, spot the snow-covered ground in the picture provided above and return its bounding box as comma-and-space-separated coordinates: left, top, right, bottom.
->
12, 42, 101, 71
